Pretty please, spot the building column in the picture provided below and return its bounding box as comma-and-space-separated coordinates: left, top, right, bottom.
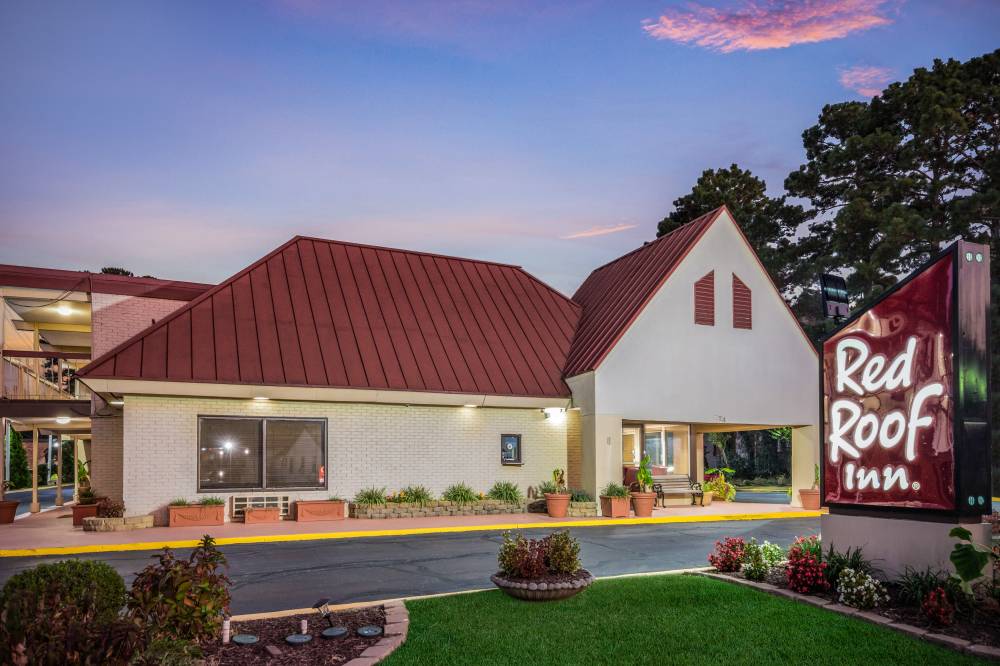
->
55, 437, 64, 507
30, 427, 39, 513
72, 439, 80, 502
580, 413, 624, 510
790, 425, 819, 509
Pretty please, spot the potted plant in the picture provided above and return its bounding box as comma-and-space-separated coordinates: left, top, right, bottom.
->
243, 506, 281, 523
704, 467, 736, 502
599, 482, 630, 518
799, 464, 821, 510
72, 488, 105, 526
630, 456, 657, 518
0, 481, 18, 524
168, 497, 225, 527
542, 469, 570, 518
295, 496, 347, 522
491, 529, 593, 601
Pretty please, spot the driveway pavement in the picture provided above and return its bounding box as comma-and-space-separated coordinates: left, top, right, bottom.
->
5, 486, 75, 517
0, 516, 820, 614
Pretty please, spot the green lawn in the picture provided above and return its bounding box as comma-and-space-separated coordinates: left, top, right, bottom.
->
384, 574, 979, 665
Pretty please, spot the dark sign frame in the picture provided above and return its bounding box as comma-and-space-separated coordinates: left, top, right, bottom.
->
819, 240, 992, 520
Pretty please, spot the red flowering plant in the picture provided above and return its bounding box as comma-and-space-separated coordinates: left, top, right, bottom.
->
708, 537, 746, 572
921, 587, 955, 626
785, 535, 829, 594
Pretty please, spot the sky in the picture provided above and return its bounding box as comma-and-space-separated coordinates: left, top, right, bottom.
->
1, 1, 998, 295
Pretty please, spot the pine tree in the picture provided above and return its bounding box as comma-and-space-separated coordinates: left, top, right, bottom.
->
7, 429, 30, 489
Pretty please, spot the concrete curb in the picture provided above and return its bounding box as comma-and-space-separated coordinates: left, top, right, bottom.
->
0, 509, 822, 558
693, 571, 1000, 661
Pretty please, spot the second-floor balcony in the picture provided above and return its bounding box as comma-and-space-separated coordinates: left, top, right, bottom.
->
1, 351, 91, 401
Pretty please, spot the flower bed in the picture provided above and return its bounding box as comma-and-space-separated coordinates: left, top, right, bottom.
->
705, 531, 1000, 658
350, 499, 527, 519
492, 529, 592, 601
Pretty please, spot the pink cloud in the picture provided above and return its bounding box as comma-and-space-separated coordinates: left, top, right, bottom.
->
642, 0, 896, 53
838, 64, 894, 96
561, 223, 637, 239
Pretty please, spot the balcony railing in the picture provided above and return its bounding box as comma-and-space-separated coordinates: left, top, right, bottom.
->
0, 351, 91, 401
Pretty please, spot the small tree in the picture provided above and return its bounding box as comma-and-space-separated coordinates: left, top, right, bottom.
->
7, 430, 30, 490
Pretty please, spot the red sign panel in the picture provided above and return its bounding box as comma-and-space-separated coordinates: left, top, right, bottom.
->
822, 253, 955, 510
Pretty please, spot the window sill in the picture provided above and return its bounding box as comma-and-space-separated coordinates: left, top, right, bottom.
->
501, 462, 524, 467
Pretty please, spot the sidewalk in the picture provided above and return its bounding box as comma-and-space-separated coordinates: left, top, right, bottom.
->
0, 501, 820, 557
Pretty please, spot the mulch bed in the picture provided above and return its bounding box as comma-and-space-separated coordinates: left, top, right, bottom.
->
201, 605, 385, 665
721, 569, 1000, 648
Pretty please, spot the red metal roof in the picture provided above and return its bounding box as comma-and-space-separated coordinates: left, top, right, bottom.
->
0, 264, 211, 301
79, 237, 581, 398
563, 207, 723, 376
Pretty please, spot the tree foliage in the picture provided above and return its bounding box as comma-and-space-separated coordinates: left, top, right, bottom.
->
7, 429, 30, 490
657, 164, 807, 295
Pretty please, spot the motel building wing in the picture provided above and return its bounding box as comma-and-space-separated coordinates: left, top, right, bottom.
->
65, 206, 820, 523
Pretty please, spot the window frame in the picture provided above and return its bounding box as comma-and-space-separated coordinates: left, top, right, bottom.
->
500, 433, 523, 466
196, 415, 328, 493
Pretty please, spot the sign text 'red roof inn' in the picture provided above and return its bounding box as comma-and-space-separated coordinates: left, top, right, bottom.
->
821, 241, 992, 517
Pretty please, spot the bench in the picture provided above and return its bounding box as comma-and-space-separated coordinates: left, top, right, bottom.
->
653, 475, 705, 507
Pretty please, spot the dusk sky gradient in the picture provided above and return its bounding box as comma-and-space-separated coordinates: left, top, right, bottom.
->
2, 1, 998, 294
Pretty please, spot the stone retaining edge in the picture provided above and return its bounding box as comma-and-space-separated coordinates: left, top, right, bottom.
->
344, 600, 409, 666
692, 571, 1000, 661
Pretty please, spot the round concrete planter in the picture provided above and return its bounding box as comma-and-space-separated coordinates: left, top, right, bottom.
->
544, 493, 571, 518
491, 571, 594, 601
0, 500, 18, 524
630, 491, 656, 518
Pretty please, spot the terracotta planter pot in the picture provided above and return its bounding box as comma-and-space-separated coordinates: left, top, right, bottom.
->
295, 499, 346, 522
600, 495, 630, 518
544, 493, 571, 518
702, 491, 714, 506
491, 571, 593, 601
799, 488, 821, 510
168, 504, 225, 527
0, 500, 18, 524
243, 507, 281, 524
630, 491, 656, 518
72, 502, 102, 527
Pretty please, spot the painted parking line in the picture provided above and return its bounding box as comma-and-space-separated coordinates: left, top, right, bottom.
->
0, 510, 822, 558
230, 565, 715, 621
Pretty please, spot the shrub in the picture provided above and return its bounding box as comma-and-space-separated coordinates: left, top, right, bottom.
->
97, 498, 125, 518
742, 539, 769, 581
127, 535, 231, 643
897, 567, 950, 607
760, 541, 784, 569
601, 482, 629, 498
353, 487, 387, 507
922, 587, 955, 626
708, 537, 745, 573
328, 495, 345, 502
552, 468, 567, 493
130, 637, 203, 666
824, 545, 873, 588
78, 487, 98, 505
442, 483, 478, 505
570, 489, 593, 502
395, 485, 434, 506
545, 530, 581, 573
497, 532, 547, 579
837, 568, 888, 609
487, 481, 523, 504
497, 530, 582, 579
703, 467, 736, 501
537, 480, 558, 495
785, 537, 829, 594
198, 496, 225, 506
168, 498, 189, 507
0, 560, 133, 664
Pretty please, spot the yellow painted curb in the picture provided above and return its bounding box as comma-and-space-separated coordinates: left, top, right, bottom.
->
0, 510, 822, 558
229, 566, 715, 621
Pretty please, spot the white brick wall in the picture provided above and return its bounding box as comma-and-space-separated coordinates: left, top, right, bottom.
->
122, 395, 568, 523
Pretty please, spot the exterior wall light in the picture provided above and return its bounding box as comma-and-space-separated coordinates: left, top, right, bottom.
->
56, 305, 73, 316
109, 399, 125, 406
55, 416, 71, 424
253, 396, 270, 401
463, 404, 478, 408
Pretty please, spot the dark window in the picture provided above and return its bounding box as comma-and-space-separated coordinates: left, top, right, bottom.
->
732, 273, 752, 329
198, 418, 263, 490
694, 271, 715, 326
501, 434, 522, 465
197, 417, 326, 491
265, 419, 326, 488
